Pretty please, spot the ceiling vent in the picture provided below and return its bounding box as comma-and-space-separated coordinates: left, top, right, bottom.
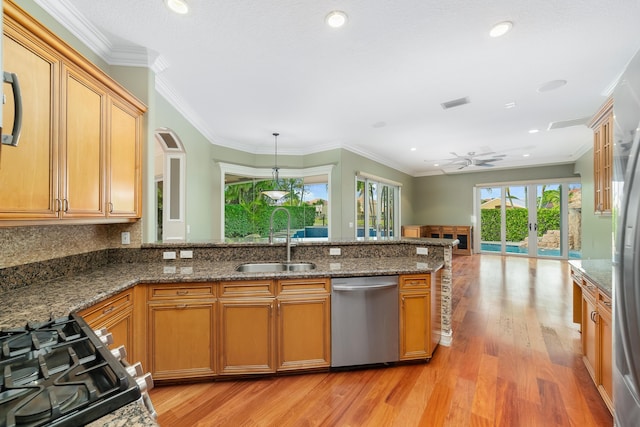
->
547, 116, 590, 130
441, 97, 471, 110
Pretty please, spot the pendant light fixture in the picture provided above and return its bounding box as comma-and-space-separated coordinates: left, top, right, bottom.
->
262, 132, 289, 201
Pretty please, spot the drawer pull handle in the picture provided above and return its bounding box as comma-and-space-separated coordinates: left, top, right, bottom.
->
176, 290, 189, 295
176, 304, 187, 309
103, 306, 115, 314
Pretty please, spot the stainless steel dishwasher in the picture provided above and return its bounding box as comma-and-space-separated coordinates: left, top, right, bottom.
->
331, 275, 399, 367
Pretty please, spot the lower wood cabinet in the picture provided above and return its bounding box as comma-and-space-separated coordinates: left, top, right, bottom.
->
79, 288, 135, 358
399, 273, 441, 360
218, 298, 276, 375
218, 280, 276, 375
276, 278, 331, 371
572, 265, 613, 414
147, 283, 216, 381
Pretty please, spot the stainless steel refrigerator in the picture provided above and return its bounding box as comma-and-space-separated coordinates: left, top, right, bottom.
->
613, 47, 640, 426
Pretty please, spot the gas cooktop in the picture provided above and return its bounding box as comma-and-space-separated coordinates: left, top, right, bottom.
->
0, 313, 141, 427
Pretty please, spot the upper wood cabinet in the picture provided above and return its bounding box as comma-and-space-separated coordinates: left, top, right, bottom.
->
0, 1, 146, 223
0, 15, 59, 219
589, 98, 613, 215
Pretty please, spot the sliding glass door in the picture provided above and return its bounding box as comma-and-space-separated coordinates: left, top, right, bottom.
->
477, 181, 581, 259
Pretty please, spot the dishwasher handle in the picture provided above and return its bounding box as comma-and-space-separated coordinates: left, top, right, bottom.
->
332, 283, 397, 292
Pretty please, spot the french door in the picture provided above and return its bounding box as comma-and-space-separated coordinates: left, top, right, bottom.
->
476, 181, 581, 259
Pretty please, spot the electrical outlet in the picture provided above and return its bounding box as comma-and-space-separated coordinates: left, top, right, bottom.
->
180, 250, 193, 259
121, 231, 130, 245
330, 247, 341, 256
416, 247, 428, 255
163, 251, 177, 260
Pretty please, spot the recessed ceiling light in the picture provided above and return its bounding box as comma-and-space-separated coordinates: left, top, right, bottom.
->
434, 163, 440, 167
528, 129, 539, 134
537, 79, 567, 93
166, 0, 189, 14
489, 21, 513, 38
523, 153, 531, 157
326, 10, 348, 28
410, 147, 417, 152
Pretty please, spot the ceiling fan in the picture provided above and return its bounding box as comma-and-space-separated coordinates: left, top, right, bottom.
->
445, 152, 507, 170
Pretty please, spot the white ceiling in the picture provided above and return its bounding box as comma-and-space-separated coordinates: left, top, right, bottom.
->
36, 0, 640, 176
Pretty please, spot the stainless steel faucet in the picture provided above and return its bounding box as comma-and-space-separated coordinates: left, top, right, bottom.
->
269, 206, 293, 262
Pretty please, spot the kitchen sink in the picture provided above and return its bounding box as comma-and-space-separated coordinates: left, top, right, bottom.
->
235, 262, 316, 273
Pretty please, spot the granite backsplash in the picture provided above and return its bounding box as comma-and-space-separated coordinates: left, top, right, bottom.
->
1, 240, 447, 293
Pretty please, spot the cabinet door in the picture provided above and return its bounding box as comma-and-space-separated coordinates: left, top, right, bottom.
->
218, 299, 275, 375
277, 295, 331, 371
107, 97, 142, 217
61, 65, 106, 218
78, 289, 135, 361
0, 23, 59, 219
148, 301, 216, 380
598, 301, 613, 412
581, 292, 598, 382
399, 291, 432, 360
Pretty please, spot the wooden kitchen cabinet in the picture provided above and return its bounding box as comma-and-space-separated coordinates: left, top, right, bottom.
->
60, 64, 107, 218
398, 272, 441, 360
107, 97, 143, 217
79, 288, 135, 356
276, 278, 331, 371
589, 98, 613, 215
218, 280, 276, 375
0, 11, 59, 219
147, 283, 216, 381
581, 281, 598, 381
0, 1, 146, 223
598, 292, 613, 413
577, 274, 613, 414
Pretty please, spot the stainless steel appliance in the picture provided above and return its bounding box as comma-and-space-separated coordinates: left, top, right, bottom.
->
0, 313, 154, 426
331, 275, 399, 367
613, 48, 640, 426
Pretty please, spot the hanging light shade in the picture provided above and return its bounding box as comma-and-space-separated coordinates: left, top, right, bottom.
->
262, 132, 289, 201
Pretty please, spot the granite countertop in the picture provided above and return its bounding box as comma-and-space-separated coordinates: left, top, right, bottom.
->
1, 256, 442, 329
0, 255, 441, 426
569, 259, 612, 297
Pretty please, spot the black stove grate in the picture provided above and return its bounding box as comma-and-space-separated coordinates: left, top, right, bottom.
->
0, 314, 141, 427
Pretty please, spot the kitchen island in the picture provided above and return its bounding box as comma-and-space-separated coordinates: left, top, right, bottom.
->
0, 238, 456, 426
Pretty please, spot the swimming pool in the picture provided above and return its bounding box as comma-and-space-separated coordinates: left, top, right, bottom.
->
480, 242, 581, 259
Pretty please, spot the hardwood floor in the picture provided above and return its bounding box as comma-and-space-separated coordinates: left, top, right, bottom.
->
149, 255, 613, 426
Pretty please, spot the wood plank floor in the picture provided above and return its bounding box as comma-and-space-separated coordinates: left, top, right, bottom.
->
149, 254, 613, 426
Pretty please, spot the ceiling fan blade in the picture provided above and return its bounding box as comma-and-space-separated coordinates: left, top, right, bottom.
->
476, 162, 495, 167
478, 157, 504, 163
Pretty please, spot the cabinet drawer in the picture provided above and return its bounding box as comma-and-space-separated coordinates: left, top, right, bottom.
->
598, 292, 612, 314
80, 289, 133, 324
219, 280, 275, 298
148, 283, 216, 300
277, 278, 330, 296
582, 278, 598, 300
400, 274, 431, 291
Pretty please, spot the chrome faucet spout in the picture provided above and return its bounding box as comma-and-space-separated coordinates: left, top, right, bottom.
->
269, 207, 292, 262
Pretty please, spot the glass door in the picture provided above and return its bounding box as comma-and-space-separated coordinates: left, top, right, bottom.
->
505, 185, 530, 256
479, 186, 504, 254
477, 181, 581, 259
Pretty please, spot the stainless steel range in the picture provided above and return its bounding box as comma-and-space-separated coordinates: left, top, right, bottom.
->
0, 313, 150, 427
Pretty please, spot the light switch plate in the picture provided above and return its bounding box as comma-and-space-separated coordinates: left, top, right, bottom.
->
180, 250, 193, 259
163, 251, 177, 260
416, 247, 428, 255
